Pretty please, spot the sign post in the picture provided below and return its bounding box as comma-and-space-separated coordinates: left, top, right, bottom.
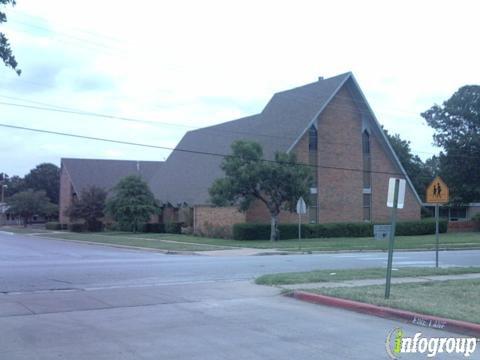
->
385, 178, 406, 299
426, 176, 449, 268
296, 197, 307, 250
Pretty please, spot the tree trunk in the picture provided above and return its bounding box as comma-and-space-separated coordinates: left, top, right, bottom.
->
270, 215, 278, 242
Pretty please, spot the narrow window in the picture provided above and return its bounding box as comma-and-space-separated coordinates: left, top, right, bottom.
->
362, 131, 371, 189
308, 125, 318, 223
309, 126, 318, 151
363, 194, 371, 221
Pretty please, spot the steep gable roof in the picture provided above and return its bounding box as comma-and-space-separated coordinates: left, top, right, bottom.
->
62, 158, 163, 195
150, 73, 354, 205
151, 72, 422, 206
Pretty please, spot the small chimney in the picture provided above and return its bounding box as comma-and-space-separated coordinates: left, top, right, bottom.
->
318, 76, 324, 81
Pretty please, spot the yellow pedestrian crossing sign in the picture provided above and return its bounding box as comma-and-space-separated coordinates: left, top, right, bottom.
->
426, 176, 449, 204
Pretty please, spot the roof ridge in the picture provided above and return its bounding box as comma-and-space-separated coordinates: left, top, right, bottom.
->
273, 72, 352, 96
62, 157, 163, 163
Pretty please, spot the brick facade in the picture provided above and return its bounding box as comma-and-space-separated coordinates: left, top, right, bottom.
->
194, 206, 246, 236
244, 85, 421, 225
59, 164, 74, 224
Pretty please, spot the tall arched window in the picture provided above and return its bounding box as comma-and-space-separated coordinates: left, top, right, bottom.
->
362, 130, 371, 188
362, 130, 371, 221
308, 125, 318, 223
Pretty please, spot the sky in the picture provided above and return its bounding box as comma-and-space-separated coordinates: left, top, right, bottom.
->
1, 0, 479, 176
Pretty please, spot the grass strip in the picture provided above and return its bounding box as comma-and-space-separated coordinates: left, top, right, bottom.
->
306, 279, 480, 324
255, 267, 480, 285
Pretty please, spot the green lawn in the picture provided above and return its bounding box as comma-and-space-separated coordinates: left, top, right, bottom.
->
255, 267, 480, 285
35, 231, 480, 253
44, 232, 232, 252
307, 279, 480, 324
120, 231, 480, 251
0, 226, 51, 234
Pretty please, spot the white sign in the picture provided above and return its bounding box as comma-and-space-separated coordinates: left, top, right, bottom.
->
387, 178, 406, 209
296, 197, 307, 214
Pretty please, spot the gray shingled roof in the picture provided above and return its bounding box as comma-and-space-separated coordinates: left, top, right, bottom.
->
149, 73, 352, 205
62, 158, 163, 195
62, 72, 422, 206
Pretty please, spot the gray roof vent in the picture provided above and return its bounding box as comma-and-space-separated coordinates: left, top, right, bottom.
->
318, 76, 324, 81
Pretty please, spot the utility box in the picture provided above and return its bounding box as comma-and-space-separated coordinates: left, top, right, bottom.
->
374, 225, 391, 240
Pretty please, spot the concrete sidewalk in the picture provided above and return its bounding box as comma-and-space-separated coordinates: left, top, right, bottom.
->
279, 272, 480, 290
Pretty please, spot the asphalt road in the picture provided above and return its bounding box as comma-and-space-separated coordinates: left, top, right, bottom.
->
0, 232, 478, 359
1, 232, 479, 293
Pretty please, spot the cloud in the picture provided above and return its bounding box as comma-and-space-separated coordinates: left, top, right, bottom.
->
71, 73, 114, 92
4, 62, 62, 93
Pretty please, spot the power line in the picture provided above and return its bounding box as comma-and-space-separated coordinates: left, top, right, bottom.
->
0, 122, 407, 177
0, 96, 471, 160
0, 93, 434, 149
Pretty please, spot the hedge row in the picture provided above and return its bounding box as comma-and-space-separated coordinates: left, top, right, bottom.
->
45, 222, 68, 230
232, 220, 448, 240
64, 222, 183, 234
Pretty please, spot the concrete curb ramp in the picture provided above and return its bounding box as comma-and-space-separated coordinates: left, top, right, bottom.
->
289, 290, 480, 337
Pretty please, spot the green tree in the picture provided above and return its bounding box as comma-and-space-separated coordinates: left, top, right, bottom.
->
422, 85, 480, 203
209, 140, 313, 241
106, 176, 158, 232
67, 186, 107, 231
0, 0, 20, 74
6, 189, 57, 226
24, 163, 60, 204
383, 128, 434, 200
3, 175, 25, 197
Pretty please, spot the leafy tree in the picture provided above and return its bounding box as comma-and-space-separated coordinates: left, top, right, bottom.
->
67, 186, 107, 231
106, 176, 158, 232
1, 173, 26, 199
422, 85, 480, 203
6, 189, 57, 226
24, 163, 60, 204
209, 140, 313, 241
383, 128, 434, 200
0, 0, 20, 74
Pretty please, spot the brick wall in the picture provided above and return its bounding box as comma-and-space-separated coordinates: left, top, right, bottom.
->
370, 134, 420, 222
315, 86, 364, 223
58, 164, 73, 224
244, 83, 420, 225
194, 206, 246, 236
448, 221, 480, 233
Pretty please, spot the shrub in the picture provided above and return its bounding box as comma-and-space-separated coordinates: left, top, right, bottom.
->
198, 221, 231, 239
45, 222, 62, 230
233, 223, 271, 240
232, 220, 446, 240
69, 223, 86, 232
472, 213, 480, 222
86, 220, 104, 232
144, 223, 165, 233
306, 223, 373, 238
165, 222, 182, 234
394, 219, 448, 235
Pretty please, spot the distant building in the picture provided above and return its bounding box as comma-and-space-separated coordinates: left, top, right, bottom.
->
59, 72, 422, 233
59, 159, 163, 224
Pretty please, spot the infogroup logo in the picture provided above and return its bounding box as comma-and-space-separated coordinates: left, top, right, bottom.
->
385, 328, 478, 359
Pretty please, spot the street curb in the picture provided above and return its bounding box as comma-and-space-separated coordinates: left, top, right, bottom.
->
289, 290, 480, 336
29, 235, 201, 256
305, 247, 480, 254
